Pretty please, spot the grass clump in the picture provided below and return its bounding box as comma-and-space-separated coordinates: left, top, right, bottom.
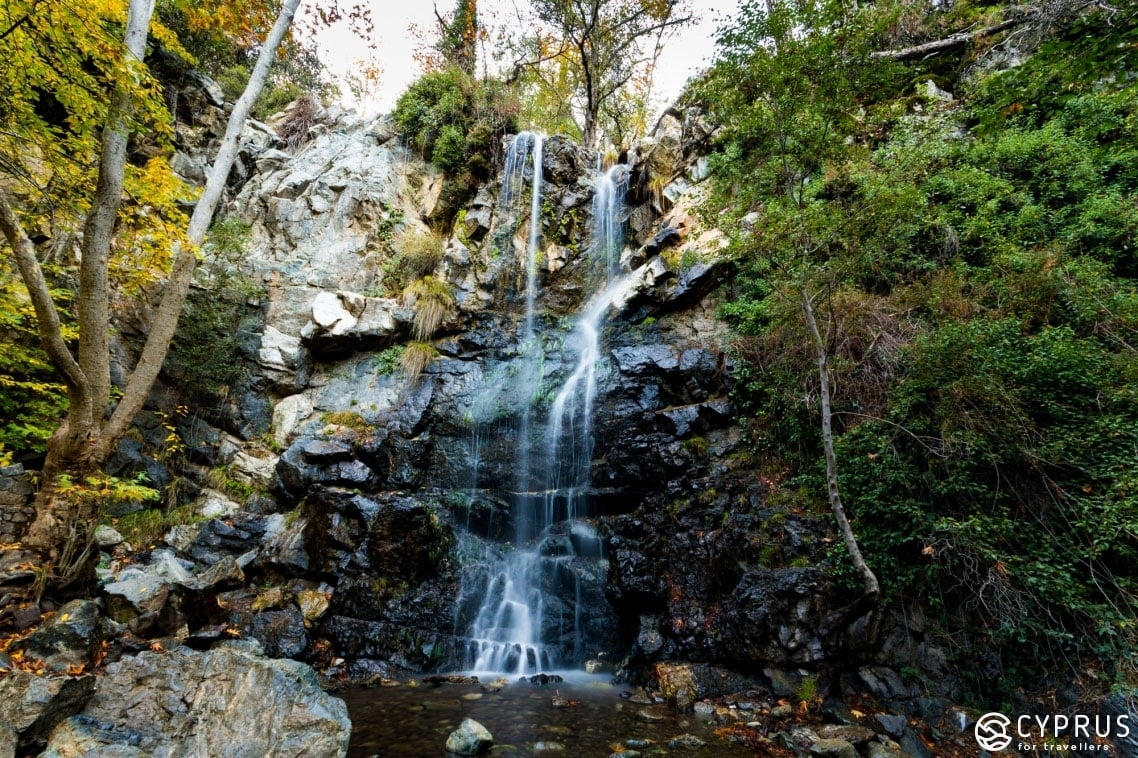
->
400, 341, 439, 380
403, 276, 456, 340
321, 411, 371, 433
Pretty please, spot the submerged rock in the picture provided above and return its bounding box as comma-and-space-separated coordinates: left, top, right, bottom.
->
446, 717, 493, 755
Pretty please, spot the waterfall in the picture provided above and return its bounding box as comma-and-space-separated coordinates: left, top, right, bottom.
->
460, 149, 628, 676
591, 164, 628, 281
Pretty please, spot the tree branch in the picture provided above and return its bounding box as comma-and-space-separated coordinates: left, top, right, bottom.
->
869, 18, 1022, 60
0, 189, 92, 423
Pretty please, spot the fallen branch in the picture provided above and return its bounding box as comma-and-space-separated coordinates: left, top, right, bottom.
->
869, 18, 1022, 61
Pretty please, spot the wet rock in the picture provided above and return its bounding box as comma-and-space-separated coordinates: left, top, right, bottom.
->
533, 742, 565, 752
446, 717, 493, 755
0, 724, 15, 757
0, 671, 96, 752
637, 708, 666, 723
867, 738, 906, 758
23, 600, 103, 672
247, 608, 308, 658
41, 714, 148, 757
873, 713, 907, 738
770, 704, 794, 719
45, 643, 349, 757
817, 725, 875, 744
296, 589, 330, 623
898, 728, 934, 758
809, 738, 858, 758
667, 733, 706, 749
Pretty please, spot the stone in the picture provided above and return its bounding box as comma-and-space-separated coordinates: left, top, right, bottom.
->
867, 738, 906, 758
23, 600, 103, 672
810, 739, 858, 758
532, 742, 565, 752
637, 708, 666, 723
770, 704, 794, 719
94, 525, 125, 548
296, 590, 330, 624
230, 451, 278, 488
874, 713, 907, 738
0, 672, 95, 751
311, 291, 357, 331
667, 733, 706, 749
40, 715, 148, 757
43, 643, 349, 757
195, 489, 242, 519
898, 728, 934, 758
272, 394, 315, 446
0, 724, 14, 758
259, 326, 304, 371
817, 725, 875, 744
446, 717, 493, 755
247, 608, 309, 658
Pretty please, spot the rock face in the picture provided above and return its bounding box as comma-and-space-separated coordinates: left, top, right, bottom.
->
42, 643, 350, 757
0, 671, 96, 753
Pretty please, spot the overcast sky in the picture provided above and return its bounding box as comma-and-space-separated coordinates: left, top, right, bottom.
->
313, 0, 740, 119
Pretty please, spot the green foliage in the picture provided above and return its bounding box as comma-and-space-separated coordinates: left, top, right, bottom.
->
114, 501, 203, 547
321, 411, 371, 433
704, 0, 1138, 694
0, 266, 70, 457
373, 345, 407, 375
381, 229, 444, 293
165, 218, 257, 408
392, 67, 517, 178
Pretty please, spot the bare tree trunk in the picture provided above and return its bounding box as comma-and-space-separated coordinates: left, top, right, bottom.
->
800, 285, 880, 603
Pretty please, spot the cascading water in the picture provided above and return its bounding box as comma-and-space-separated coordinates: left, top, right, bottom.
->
458, 149, 631, 675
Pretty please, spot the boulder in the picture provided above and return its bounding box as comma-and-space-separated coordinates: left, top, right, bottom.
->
42, 643, 350, 757
0, 672, 95, 752
445, 717, 493, 755
23, 600, 104, 673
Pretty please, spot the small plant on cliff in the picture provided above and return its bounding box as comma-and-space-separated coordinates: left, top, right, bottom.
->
400, 341, 439, 380
404, 276, 456, 340
321, 411, 371, 433
382, 229, 445, 292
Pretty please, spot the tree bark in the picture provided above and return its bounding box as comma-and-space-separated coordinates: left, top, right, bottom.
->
78, 0, 156, 424
800, 285, 880, 604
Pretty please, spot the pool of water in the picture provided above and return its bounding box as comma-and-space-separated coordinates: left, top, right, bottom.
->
343, 677, 759, 757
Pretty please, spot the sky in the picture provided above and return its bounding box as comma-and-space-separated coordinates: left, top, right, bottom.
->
313, 0, 741, 120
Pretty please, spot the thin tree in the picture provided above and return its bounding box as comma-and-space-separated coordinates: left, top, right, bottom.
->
0, 0, 303, 585
528, 0, 692, 149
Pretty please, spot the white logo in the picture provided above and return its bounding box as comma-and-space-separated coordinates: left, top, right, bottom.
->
976, 712, 1013, 752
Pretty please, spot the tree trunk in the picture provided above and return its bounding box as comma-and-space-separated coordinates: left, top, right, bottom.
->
800, 285, 881, 604
8, 0, 302, 582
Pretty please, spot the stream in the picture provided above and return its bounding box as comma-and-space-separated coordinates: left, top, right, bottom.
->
343, 677, 760, 757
